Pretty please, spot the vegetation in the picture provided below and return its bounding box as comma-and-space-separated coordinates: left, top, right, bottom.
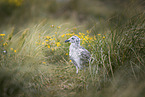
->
0, 0, 145, 97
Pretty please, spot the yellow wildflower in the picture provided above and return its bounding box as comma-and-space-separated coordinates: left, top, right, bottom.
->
3, 43, 7, 46
67, 33, 71, 36
89, 37, 93, 40
103, 36, 105, 39
66, 53, 68, 55
82, 41, 85, 45
3, 43, 6, 46
69, 60, 72, 62
46, 36, 51, 39
81, 36, 84, 39
45, 40, 49, 42
75, 35, 79, 37
10, 48, 13, 50
42, 62, 46, 64
82, 33, 85, 36
55, 32, 57, 34
61, 34, 65, 37
83, 38, 86, 41
72, 33, 75, 35
14, 50, 16, 53
0, 34, 5, 37
86, 30, 90, 34
48, 45, 50, 48
98, 34, 101, 36
79, 32, 82, 35
51, 48, 54, 51
85, 36, 89, 40
42, 42, 44, 45
57, 26, 61, 29
56, 42, 61, 47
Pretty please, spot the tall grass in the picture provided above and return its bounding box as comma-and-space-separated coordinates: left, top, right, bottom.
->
0, 0, 145, 97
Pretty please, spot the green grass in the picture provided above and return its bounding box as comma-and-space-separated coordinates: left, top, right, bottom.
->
0, 0, 145, 97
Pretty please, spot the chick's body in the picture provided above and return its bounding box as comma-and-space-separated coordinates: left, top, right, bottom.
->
65, 36, 90, 73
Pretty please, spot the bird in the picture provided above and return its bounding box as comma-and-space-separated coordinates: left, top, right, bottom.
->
65, 36, 91, 74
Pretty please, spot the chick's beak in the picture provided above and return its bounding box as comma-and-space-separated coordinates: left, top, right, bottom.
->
65, 40, 70, 43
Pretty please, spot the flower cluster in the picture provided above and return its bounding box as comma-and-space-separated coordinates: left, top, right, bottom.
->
0, 34, 5, 37
35, 25, 106, 58
10, 48, 17, 53
0, 34, 6, 45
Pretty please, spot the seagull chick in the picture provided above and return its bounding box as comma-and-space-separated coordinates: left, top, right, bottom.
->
65, 36, 91, 74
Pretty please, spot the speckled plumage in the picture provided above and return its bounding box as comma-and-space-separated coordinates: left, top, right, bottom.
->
65, 36, 90, 74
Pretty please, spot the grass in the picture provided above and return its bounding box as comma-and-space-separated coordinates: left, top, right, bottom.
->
1, 12, 144, 96
0, 0, 145, 97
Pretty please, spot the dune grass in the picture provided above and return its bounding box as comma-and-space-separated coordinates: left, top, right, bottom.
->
0, 11, 145, 97
0, 0, 145, 97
